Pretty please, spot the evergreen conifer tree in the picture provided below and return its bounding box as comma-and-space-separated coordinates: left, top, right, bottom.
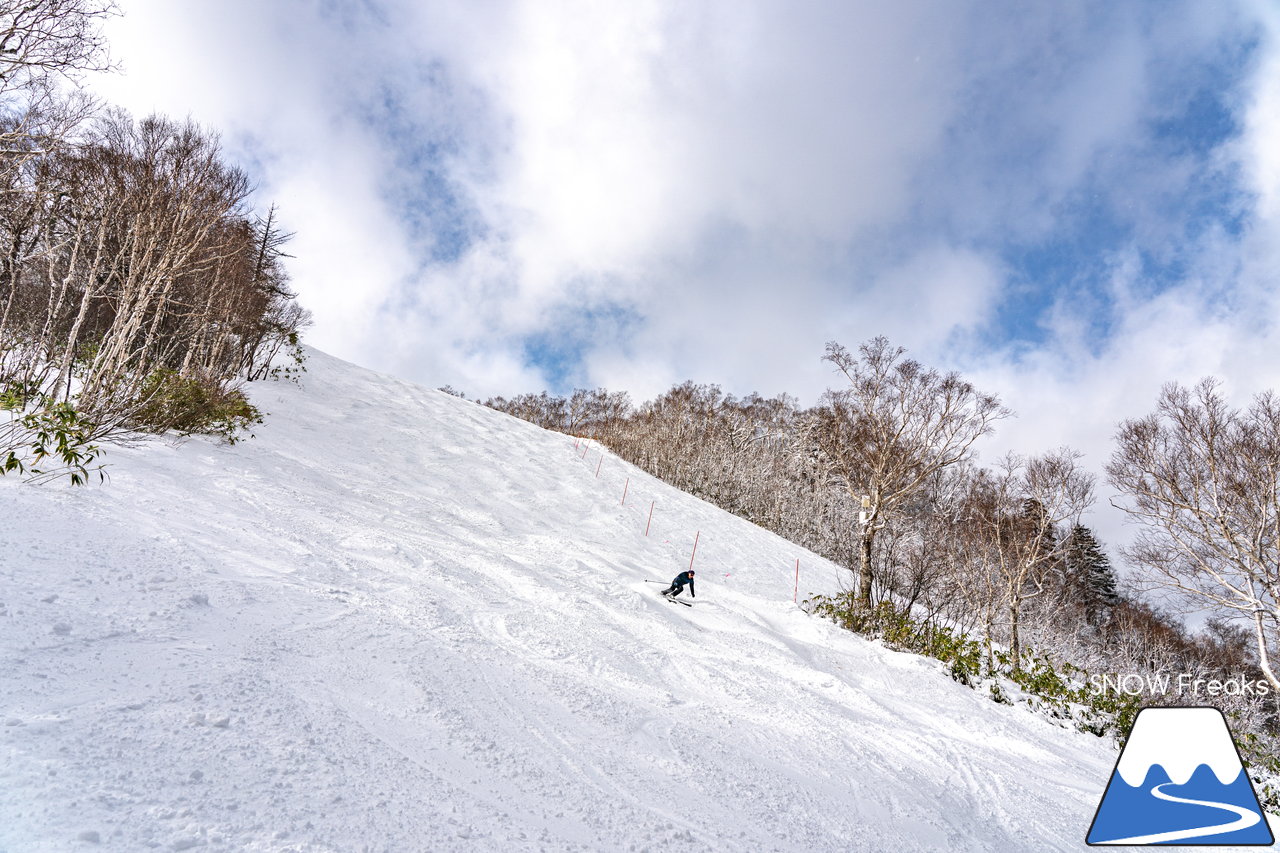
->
1064, 524, 1119, 624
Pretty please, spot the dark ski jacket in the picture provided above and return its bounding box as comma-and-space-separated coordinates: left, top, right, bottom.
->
671, 571, 695, 597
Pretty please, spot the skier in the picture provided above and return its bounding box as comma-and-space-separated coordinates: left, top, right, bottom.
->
661, 570, 695, 599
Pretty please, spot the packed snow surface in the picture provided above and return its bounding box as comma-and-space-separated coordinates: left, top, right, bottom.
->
3, 349, 1265, 851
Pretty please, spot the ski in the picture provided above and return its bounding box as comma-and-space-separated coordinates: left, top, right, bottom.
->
663, 595, 693, 607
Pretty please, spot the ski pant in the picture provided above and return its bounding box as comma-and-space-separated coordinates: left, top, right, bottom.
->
662, 584, 687, 597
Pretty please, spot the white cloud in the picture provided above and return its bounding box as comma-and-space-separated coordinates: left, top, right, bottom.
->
1239, 1, 1280, 220
88, 0, 421, 364
83, 1, 1280, 563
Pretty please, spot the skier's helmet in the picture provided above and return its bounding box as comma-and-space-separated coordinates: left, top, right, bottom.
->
688, 570, 695, 576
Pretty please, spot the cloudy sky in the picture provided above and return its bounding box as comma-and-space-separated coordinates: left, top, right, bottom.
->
87, 1, 1280, 504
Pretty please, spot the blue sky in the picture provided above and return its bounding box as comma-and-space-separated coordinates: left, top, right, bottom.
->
87, 0, 1280, 485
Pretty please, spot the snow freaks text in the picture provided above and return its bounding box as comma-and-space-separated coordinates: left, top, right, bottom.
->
1090, 673, 1272, 698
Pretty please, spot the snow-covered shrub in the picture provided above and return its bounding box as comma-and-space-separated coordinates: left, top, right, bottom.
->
806, 595, 985, 687
130, 368, 263, 443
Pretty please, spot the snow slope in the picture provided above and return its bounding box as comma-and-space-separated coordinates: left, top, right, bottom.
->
2, 349, 1263, 851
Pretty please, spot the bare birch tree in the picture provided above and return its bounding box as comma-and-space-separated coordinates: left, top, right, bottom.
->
810, 337, 1010, 606
0, 0, 114, 91
1108, 379, 1280, 693
968, 449, 1094, 667
0, 1, 113, 177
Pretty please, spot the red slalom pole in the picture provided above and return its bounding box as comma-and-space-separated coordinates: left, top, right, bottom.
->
595, 454, 603, 477
645, 501, 654, 536
794, 558, 799, 603
688, 531, 700, 571
621, 477, 629, 505
581, 443, 588, 458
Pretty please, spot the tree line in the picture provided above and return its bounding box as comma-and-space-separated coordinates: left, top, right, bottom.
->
1, 1, 308, 480
477, 336, 1280, 782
